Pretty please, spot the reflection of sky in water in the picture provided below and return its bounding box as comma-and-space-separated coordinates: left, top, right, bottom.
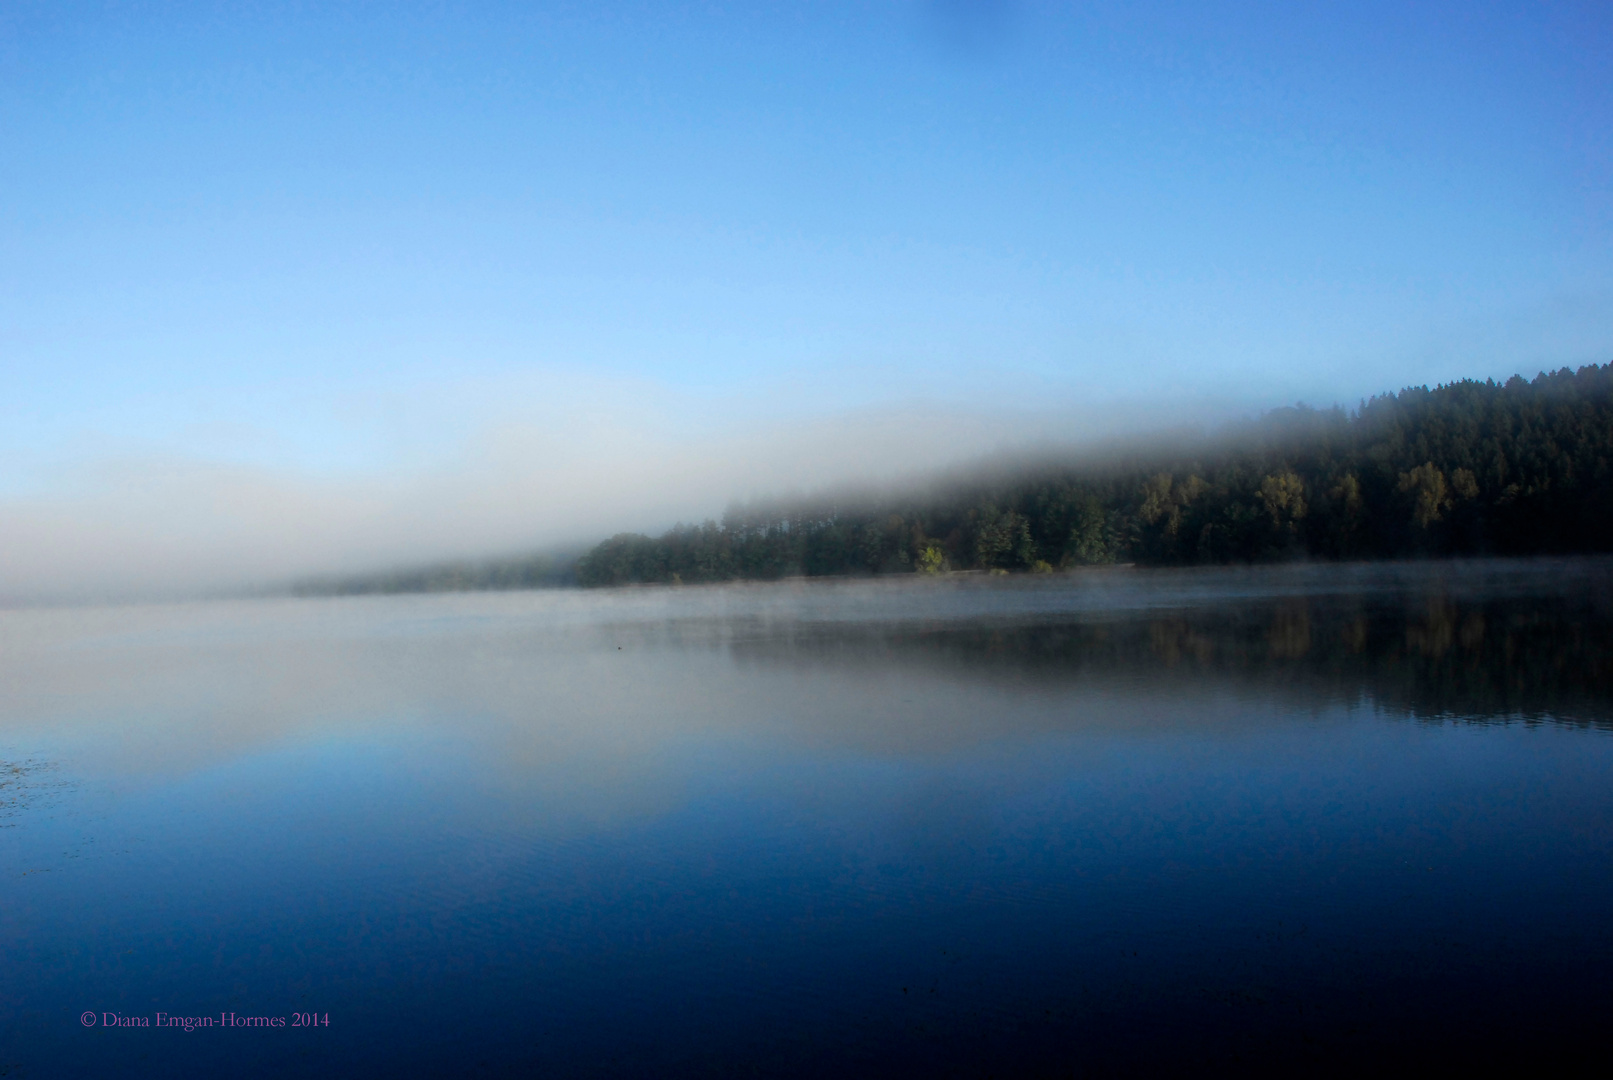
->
3, 561, 1613, 1075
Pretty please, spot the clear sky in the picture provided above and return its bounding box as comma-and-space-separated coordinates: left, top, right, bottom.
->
2, 2, 1611, 595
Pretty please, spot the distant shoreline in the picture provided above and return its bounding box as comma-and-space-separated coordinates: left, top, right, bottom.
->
284, 365, 1613, 599
573, 365, 1613, 589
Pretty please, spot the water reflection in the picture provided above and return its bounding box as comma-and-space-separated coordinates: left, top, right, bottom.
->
729, 587, 1613, 725
4, 560, 1613, 1076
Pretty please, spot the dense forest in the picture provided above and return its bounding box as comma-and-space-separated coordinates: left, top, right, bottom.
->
576, 365, 1613, 587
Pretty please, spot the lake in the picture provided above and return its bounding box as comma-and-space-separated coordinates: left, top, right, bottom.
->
4, 560, 1613, 1076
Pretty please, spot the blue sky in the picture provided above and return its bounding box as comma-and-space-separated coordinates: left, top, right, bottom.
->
2, 1, 1610, 592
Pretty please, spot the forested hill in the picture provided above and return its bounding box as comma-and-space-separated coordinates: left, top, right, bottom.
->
576, 365, 1613, 587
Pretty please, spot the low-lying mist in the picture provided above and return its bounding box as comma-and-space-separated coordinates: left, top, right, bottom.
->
0, 391, 1233, 606
11, 363, 1610, 605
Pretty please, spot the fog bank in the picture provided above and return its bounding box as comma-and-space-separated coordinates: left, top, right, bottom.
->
0, 392, 1244, 605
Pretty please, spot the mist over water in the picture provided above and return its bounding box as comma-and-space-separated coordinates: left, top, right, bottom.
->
0, 395, 1226, 605
5, 561, 1612, 1074
8, 4, 1613, 1073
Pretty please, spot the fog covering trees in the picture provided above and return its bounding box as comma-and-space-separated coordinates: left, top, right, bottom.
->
292, 554, 574, 596
577, 365, 1613, 586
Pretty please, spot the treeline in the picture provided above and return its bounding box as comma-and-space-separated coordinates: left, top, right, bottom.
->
291, 554, 574, 597
577, 365, 1613, 587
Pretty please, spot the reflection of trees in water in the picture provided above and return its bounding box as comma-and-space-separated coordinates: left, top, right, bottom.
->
730, 591, 1613, 725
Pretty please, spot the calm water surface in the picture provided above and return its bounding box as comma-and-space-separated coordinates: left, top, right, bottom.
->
4, 561, 1613, 1076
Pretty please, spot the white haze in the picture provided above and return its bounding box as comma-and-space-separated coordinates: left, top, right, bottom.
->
0, 378, 1258, 605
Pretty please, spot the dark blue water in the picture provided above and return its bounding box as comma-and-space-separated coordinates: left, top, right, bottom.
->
4, 561, 1612, 1076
